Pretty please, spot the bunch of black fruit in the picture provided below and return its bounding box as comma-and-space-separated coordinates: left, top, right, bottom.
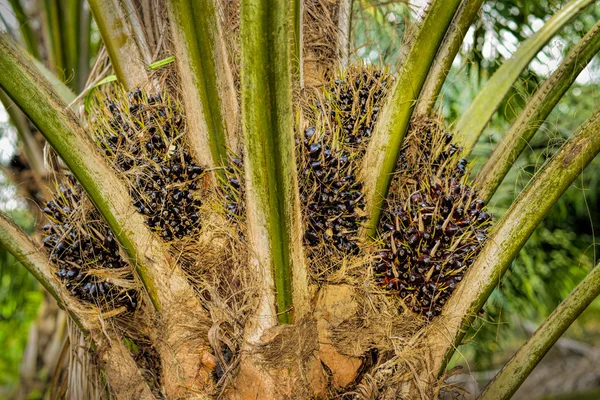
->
327, 68, 389, 150
93, 88, 205, 241
376, 118, 493, 320
299, 67, 391, 271
42, 175, 138, 311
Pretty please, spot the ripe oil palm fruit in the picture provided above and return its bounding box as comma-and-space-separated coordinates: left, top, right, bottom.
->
1, 0, 600, 399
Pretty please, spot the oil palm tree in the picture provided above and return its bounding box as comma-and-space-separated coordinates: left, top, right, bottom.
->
1, 0, 600, 398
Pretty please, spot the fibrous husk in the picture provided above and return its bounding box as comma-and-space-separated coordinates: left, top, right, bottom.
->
303, 0, 351, 87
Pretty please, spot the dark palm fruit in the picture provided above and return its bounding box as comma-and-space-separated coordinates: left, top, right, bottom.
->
298, 68, 392, 272
93, 89, 205, 242
213, 344, 234, 382
41, 176, 138, 311
376, 118, 493, 320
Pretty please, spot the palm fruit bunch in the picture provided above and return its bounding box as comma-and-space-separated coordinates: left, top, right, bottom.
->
299, 67, 390, 269
375, 118, 493, 319
41, 175, 138, 310
92, 88, 205, 241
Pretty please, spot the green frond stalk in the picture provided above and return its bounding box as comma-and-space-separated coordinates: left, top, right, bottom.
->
63, 0, 92, 92
40, 0, 90, 90
454, 0, 595, 155
415, 0, 485, 116
240, 0, 309, 327
361, 0, 463, 237
0, 33, 167, 310
7, 0, 40, 59
478, 259, 600, 400
64, 0, 81, 89
424, 107, 600, 377
167, 0, 239, 170
0, 89, 49, 191
476, 20, 600, 203
0, 42, 75, 196
0, 211, 67, 317
43, 0, 64, 73
76, 3, 92, 92
88, 0, 151, 89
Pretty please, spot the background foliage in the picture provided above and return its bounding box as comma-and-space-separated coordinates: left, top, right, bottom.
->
0, 208, 40, 388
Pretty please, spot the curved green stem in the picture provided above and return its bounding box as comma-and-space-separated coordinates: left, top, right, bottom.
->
76, 3, 92, 92
0, 89, 49, 188
361, 0, 463, 237
42, 0, 64, 74
8, 0, 40, 59
476, 20, 600, 203
240, 0, 309, 329
0, 211, 68, 317
479, 258, 600, 400
167, 0, 239, 170
454, 0, 595, 155
424, 107, 600, 377
415, 0, 485, 116
63, 0, 81, 89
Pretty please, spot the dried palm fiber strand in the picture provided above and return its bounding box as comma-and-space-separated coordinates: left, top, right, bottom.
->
303, 0, 349, 87
90, 87, 206, 242
376, 117, 493, 319
299, 66, 391, 276
63, 321, 109, 400
41, 175, 139, 311
221, 154, 245, 221
168, 212, 252, 388
218, 0, 241, 93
